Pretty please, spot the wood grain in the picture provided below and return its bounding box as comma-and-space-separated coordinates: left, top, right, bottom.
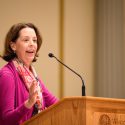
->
21, 96, 125, 125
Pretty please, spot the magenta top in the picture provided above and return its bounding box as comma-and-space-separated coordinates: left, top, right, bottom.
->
0, 61, 58, 125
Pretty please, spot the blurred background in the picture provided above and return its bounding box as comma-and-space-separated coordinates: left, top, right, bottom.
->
0, 0, 125, 99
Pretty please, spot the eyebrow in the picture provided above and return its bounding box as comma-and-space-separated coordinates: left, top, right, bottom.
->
20, 36, 37, 38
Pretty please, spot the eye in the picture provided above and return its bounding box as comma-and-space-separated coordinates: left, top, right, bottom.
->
23, 38, 29, 42
33, 39, 37, 43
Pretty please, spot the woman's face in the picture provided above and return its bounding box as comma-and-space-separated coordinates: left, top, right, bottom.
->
11, 27, 38, 67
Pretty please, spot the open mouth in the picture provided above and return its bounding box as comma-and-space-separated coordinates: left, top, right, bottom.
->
26, 50, 36, 57
26, 50, 35, 53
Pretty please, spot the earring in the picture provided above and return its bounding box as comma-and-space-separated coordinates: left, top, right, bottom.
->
13, 50, 16, 54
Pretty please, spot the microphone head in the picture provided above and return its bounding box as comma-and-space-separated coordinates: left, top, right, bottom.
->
48, 53, 54, 58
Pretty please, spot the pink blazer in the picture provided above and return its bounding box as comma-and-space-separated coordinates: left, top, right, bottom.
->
0, 61, 58, 125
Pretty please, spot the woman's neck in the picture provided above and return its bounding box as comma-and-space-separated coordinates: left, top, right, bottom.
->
15, 57, 31, 69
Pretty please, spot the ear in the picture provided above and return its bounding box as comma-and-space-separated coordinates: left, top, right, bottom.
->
10, 42, 16, 51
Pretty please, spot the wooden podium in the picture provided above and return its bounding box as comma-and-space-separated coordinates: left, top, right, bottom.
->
21, 96, 125, 125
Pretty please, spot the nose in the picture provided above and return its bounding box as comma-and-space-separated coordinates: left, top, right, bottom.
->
29, 40, 34, 46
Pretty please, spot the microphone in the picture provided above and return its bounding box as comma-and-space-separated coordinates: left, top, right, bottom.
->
48, 53, 85, 96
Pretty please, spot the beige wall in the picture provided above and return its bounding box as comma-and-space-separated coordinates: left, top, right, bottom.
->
63, 0, 95, 96
0, 0, 95, 98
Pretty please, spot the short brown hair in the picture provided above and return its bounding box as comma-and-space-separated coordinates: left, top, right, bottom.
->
1, 23, 42, 62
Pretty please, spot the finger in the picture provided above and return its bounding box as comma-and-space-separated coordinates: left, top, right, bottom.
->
32, 91, 38, 98
30, 90, 38, 103
29, 81, 37, 94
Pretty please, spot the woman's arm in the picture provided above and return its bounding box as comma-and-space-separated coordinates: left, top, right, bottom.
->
0, 71, 30, 125
40, 80, 59, 107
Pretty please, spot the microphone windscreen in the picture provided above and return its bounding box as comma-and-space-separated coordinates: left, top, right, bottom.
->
48, 53, 54, 58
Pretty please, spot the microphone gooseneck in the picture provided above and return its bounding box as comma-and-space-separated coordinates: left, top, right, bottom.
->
48, 53, 85, 96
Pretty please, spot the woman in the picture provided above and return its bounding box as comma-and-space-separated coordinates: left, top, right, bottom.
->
0, 23, 58, 125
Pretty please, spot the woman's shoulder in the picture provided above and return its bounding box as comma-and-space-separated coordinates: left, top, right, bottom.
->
0, 61, 16, 93
0, 61, 16, 76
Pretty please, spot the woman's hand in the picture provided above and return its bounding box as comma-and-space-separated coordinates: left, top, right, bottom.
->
24, 81, 38, 109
